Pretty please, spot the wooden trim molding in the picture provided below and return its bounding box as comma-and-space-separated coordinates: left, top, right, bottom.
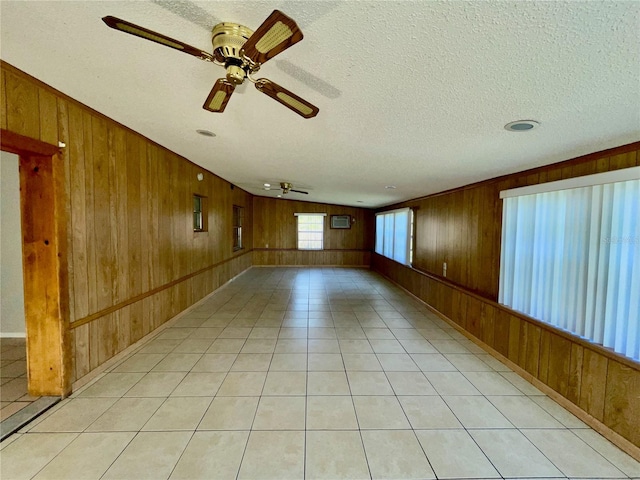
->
70, 248, 254, 330
1, 128, 60, 156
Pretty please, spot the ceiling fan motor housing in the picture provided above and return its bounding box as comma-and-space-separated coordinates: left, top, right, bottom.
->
211, 22, 255, 84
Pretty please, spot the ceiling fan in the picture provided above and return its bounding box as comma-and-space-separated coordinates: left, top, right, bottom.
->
102, 10, 319, 118
265, 182, 308, 195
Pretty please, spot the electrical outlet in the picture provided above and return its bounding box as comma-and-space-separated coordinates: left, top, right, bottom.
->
443, 262, 447, 277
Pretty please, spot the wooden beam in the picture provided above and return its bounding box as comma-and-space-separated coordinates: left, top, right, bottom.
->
19, 153, 71, 396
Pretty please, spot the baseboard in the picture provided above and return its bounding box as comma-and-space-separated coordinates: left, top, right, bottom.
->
0, 332, 26, 338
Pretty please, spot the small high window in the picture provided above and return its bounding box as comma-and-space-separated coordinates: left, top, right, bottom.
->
233, 205, 244, 251
193, 195, 207, 232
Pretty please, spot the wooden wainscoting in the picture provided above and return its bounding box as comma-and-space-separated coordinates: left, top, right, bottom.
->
373, 254, 640, 452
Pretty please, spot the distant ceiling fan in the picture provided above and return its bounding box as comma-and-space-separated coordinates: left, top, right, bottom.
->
102, 10, 319, 118
277, 182, 308, 195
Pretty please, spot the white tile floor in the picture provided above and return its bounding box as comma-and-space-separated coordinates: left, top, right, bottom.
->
1, 267, 639, 480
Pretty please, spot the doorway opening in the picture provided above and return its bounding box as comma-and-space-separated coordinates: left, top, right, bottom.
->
1, 130, 70, 439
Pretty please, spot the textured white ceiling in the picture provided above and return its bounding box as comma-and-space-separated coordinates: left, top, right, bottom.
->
1, 1, 639, 207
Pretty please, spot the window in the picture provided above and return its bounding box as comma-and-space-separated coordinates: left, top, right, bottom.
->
233, 205, 244, 251
499, 167, 640, 361
375, 208, 413, 266
295, 213, 326, 250
193, 194, 207, 232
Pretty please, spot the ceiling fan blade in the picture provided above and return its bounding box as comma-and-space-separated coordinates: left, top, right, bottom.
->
102, 16, 214, 61
241, 10, 303, 65
290, 189, 309, 194
202, 79, 235, 113
255, 79, 319, 118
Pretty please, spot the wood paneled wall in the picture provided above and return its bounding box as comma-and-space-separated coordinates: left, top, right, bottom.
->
253, 197, 374, 266
373, 143, 640, 448
2, 62, 253, 383
391, 145, 639, 300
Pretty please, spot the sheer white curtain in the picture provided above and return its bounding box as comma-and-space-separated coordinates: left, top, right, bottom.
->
499, 171, 639, 361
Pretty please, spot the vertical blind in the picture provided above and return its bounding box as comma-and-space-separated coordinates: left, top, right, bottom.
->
375, 208, 412, 266
499, 169, 639, 361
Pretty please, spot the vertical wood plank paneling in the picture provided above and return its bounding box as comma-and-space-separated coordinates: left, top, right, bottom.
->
91, 115, 113, 311
116, 306, 131, 353
567, 343, 584, 404
517, 322, 528, 370
74, 323, 90, 380
147, 144, 161, 290
538, 329, 551, 383
493, 309, 510, 357
68, 104, 89, 321
5, 71, 40, 139
130, 299, 144, 344
107, 126, 120, 303
545, 334, 572, 397
480, 304, 495, 352
88, 318, 100, 372
82, 110, 98, 313
113, 127, 128, 303
466, 297, 482, 338
57, 98, 75, 322
579, 349, 608, 421
524, 324, 541, 377
478, 185, 496, 296
609, 151, 637, 170
68, 329, 76, 383
38, 87, 58, 145
604, 362, 640, 446
507, 316, 520, 363
126, 132, 142, 298
0, 67, 7, 130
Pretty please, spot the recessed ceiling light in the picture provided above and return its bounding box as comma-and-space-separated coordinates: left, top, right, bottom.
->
196, 129, 216, 137
277, 194, 282, 198
385, 185, 396, 189
263, 183, 271, 187
504, 120, 540, 132
264, 187, 271, 191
